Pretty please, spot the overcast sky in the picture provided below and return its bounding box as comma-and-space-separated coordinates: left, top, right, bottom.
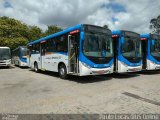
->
0, 0, 160, 33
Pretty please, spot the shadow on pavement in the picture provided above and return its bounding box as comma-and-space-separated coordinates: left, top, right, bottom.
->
107, 73, 140, 79
136, 70, 160, 75
28, 69, 145, 83
67, 75, 112, 83
0, 65, 15, 69
29, 70, 112, 84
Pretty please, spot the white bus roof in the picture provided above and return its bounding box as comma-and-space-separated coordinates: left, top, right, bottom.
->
0, 47, 10, 49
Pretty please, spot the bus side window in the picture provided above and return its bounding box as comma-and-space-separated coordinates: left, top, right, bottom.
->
46, 39, 53, 52
52, 38, 57, 52
56, 34, 68, 52
32, 45, 35, 54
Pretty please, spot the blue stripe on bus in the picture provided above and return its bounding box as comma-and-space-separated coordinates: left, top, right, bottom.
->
79, 52, 114, 68
112, 30, 122, 36
118, 55, 142, 67
140, 34, 150, 39
28, 24, 82, 45
147, 55, 160, 64
20, 57, 27, 63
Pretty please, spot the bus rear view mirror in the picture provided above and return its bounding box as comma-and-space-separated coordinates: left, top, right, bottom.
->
80, 32, 84, 40
121, 37, 125, 44
152, 40, 155, 46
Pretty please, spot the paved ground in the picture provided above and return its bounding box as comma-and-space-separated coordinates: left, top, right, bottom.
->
0, 66, 160, 114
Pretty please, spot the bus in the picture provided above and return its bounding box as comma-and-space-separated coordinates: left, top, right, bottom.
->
12, 46, 28, 67
28, 24, 114, 79
140, 34, 160, 70
0, 47, 11, 67
112, 30, 142, 73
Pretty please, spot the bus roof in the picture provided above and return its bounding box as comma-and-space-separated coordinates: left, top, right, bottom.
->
141, 33, 160, 39
140, 33, 150, 39
112, 30, 139, 36
0, 47, 10, 49
112, 30, 121, 35
28, 24, 82, 45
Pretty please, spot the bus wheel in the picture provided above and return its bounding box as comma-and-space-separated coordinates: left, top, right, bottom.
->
59, 64, 68, 79
34, 62, 39, 72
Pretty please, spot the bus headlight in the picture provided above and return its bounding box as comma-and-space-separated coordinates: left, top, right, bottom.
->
150, 60, 156, 65
7, 59, 11, 63
82, 62, 91, 69
121, 61, 128, 67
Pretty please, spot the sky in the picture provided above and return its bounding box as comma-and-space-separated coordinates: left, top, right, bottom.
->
0, 0, 160, 33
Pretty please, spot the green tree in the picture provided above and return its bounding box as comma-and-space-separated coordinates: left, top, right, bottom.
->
0, 16, 63, 50
28, 26, 43, 41
103, 24, 108, 29
0, 16, 30, 49
0, 37, 28, 49
0, 16, 29, 38
150, 15, 160, 34
0, 16, 43, 50
45, 25, 62, 36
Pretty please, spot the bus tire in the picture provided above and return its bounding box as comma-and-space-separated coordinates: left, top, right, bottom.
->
34, 62, 39, 72
58, 64, 68, 79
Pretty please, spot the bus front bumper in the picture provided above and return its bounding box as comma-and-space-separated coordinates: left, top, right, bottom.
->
0, 63, 11, 66
0, 60, 11, 67
19, 61, 28, 67
147, 59, 160, 70
79, 62, 114, 76
118, 61, 142, 73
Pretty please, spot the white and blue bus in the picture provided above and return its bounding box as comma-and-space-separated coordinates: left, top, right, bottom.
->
12, 46, 28, 67
112, 30, 142, 73
141, 34, 160, 70
0, 47, 11, 67
28, 24, 114, 79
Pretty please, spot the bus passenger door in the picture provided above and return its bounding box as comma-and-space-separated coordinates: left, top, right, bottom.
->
141, 39, 147, 69
68, 35, 78, 74
112, 35, 119, 72
40, 42, 46, 70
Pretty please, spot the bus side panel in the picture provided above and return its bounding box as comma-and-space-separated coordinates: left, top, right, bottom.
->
30, 53, 41, 69
42, 53, 68, 72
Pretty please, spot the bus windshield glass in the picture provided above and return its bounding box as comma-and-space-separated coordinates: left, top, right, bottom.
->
121, 36, 142, 59
0, 48, 11, 60
150, 39, 160, 58
21, 48, 27, 57
83, 32, 113, 58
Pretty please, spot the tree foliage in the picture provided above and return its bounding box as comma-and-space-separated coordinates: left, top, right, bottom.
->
45, 25, 62, 36
150, 15, 160, 34
28, 26, 43, 41
0, 16, 62, 50
103, 25, 108, 29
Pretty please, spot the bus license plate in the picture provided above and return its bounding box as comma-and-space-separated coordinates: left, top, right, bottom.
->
97, 70, 105, 74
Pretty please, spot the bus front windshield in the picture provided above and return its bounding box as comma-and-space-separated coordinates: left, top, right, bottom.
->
0, 48, 11, 60
150, 39, 160, 59
83, 32, 113, 58
121, 36, 142, 60
21, 48, 27, 57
